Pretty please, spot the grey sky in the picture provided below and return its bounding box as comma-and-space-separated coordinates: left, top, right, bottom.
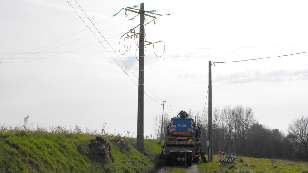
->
1, 0, 308, 136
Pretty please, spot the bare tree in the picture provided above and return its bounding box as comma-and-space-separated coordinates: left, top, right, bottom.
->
154, 113, 170, 141
289, 116, 308, 149
201, 108, 308, 160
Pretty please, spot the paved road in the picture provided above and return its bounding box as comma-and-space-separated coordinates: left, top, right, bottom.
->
187, 165, 199, 173
156, 165, 200, 173
156, 167, 167, 173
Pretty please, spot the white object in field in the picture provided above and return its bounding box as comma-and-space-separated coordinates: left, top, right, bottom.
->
23, 115, 30, 129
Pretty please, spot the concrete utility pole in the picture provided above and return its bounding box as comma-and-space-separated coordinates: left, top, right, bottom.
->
116, 2, 168, 153
160, 100, 167, 143
208, 61, 213, 162
137, 2, 145, 152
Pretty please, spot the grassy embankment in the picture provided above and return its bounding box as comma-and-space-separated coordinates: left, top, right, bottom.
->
0, 128, 161, 173
165, 155, 308, 173
198, 155, 308, 173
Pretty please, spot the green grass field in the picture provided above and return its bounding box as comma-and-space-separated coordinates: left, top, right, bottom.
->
3, 128, 308, 173
0, 128, 161, 173
198, 155, 308, 173
163, 155, 308, 173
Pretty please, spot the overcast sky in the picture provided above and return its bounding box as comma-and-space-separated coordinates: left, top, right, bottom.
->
1, 0, 308, 136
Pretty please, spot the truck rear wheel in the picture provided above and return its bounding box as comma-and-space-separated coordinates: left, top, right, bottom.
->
185, 153, 192, 167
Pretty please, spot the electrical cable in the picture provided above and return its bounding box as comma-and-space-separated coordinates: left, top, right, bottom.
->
213, 51, 306, 64
69, 0, 163, 105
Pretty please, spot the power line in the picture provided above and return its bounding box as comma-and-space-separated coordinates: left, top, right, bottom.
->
67, 0, 131, 77
67, 0, 163, 106
213, 51, 306, 64
72, 0, 116, 53
153, 41, 166, 58
67, 0, 114, 53
206, 50, 306, 120
71, 0, 145, 56
0, 51, 79, 55
66, 0, 103, 46
206, 50, 307, 160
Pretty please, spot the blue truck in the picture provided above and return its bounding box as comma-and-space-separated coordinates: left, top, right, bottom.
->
160, 111, 203, 167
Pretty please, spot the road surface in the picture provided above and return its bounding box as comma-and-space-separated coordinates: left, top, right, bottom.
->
157, 165, 200, 173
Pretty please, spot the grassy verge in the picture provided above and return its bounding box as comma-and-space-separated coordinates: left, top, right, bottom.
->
198, 155, 308, 173
0, 128, 161, 173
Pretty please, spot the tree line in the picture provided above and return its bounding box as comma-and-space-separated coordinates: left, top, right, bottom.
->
200, 106, 308, 161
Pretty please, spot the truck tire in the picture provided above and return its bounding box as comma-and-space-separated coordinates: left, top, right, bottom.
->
188, 154, 192, 167
185, 153, 192, 167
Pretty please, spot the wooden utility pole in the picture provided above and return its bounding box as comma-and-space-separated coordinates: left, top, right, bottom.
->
160, 100, 166, 143
137, 2, 145, 152
208, 61, 213, 162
